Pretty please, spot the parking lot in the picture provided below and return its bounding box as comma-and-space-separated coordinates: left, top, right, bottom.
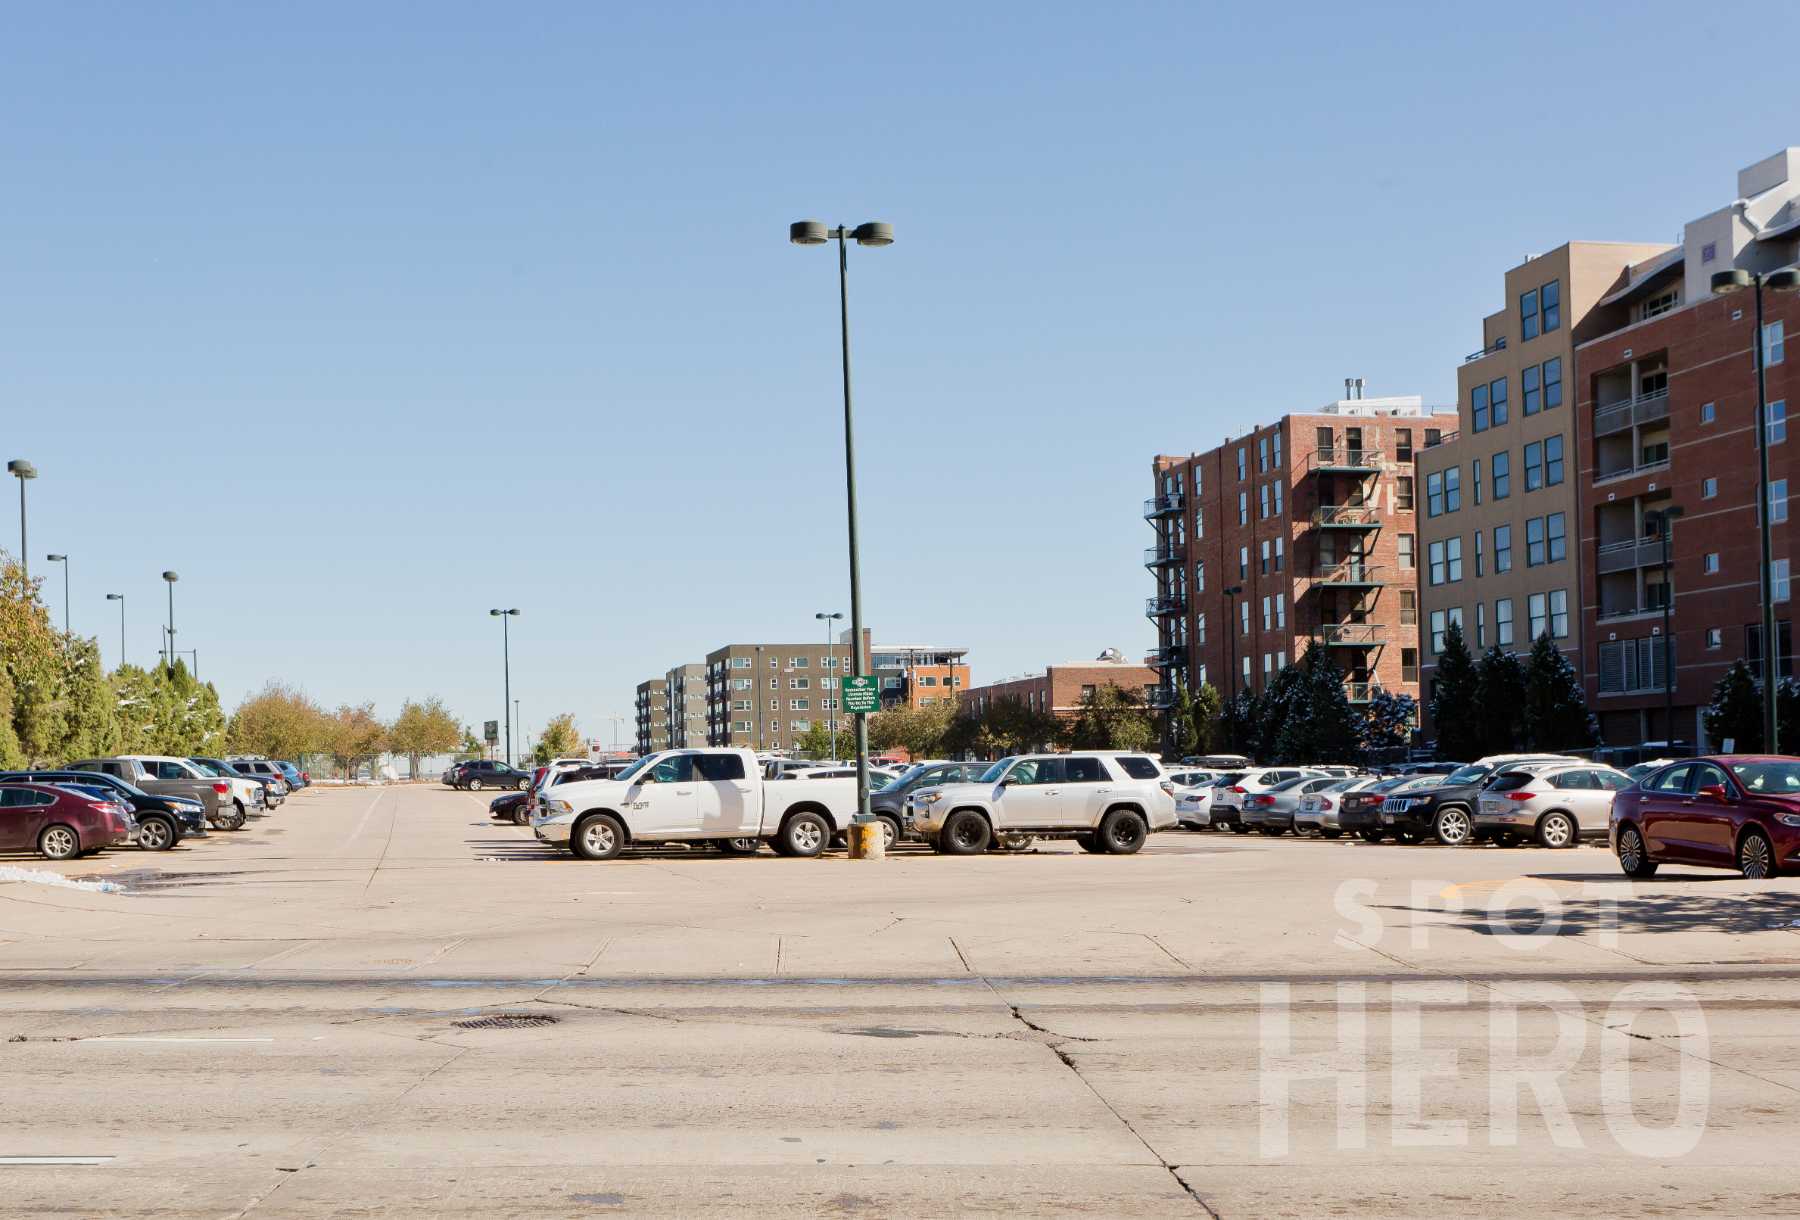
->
4, 781, 1800, 1217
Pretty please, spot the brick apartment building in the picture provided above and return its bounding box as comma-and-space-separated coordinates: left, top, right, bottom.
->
962, 657, 1159, 724
1416, 240, 1674, 740
704, 630, 872, 752
869, 644, 970, 709
1573, 149, 1800, 748
633, 679, 669, 755
1148, 386, 1456, 715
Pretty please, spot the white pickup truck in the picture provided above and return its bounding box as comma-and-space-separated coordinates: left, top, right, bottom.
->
532, 748, 861, 860
904, 752, 1178, 854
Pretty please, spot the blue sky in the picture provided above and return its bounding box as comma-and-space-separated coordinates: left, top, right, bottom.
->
4, 2, 1796, 747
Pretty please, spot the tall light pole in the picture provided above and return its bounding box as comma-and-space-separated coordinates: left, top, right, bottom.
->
816, 610, 844, 759
791, 218, 893, 824
490, 608, 520, 767
106, 593, 125, 669
1223, 584, 1244, 751
161, 571, 179, 675
45, 553, 68, 636
1649, 506, 1684, 749
7, 461, 36, 579
1711, 266, 1800, 750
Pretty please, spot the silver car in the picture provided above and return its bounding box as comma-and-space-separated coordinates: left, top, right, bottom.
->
1474, 763, 1633, 847
1241, 775, 1344, 834
1294, 776, 1380, 838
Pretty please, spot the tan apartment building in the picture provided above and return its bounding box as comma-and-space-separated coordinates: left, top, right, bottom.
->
869, 643, 970, 709
664, 663, 707, 747
704, 630, 872, 752
962, 658, 1158, 724
1149, 386, 1456, 717
1416, 241, 1673, 738
633, 678, 669, 755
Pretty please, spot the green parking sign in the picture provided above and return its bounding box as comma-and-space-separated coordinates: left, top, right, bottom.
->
840, 674, 880, 714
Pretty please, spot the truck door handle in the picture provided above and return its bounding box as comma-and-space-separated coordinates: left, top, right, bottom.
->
675, 787, 694, 795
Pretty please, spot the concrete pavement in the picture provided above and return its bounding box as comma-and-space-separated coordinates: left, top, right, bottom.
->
3, 782, 1800, 1216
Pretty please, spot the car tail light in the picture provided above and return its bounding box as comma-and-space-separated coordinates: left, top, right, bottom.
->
1321, 798, 1335, 810
1230, 786, 1246, 794
1506, 791, 1535, 802
1159, 781, 1175, 796
213, 782, 230, 794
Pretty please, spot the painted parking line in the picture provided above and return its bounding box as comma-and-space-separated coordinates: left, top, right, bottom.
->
82, 1037, 274, 1044
0, 1156, 115, 1165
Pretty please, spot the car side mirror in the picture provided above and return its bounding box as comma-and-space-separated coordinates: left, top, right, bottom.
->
1698, 783, 1730, 802
638, 773, 656, 785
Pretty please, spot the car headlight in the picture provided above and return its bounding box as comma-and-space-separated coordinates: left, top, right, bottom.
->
919, 791, 944, 806
550, 799, 574, 814
1778, 813, 1800, 828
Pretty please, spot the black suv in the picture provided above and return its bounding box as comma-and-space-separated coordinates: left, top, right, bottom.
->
452, 760, 530, 791
1374, 757, 1575, 845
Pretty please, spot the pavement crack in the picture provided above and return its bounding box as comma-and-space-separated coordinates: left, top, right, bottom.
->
948, 936, 974, 973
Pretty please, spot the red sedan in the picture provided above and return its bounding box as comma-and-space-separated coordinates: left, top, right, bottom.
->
0, 781, 135, 860
1610, 755, 1800, 879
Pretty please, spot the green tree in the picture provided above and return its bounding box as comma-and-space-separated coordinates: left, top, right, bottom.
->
794, 719, 838, 759
1250, 660, 1311, 762
970, 697, 1059, 758
1361, 689, 1417, 758
1273, 645, 1363, 764
1473, 646, 1529, 756
1704, 659, 1763, 752
531, 712, 584, 764
1521, 634, 1597, 752
867, 700, 959, 760
54, 635, 120, 760
1062, 684, 1156, 752
1219, 687, 1257, 757
325, 703, 389, 779
388, 695, 463, 772
1428, 620, 1481, 761
0, 557, 67, 763
1168, 680, 1222, 757
228, 682, 330, 760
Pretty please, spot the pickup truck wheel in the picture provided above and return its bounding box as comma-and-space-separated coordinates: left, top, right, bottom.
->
571, 813, 625, 860
778, 811, 830, 858
1099, 808, 1148, 855
138, 816, 176, 851
214, 804, 246, 831
1075, 831, 1106, 854
939, 810, 990, 855
38, 824, 80, 861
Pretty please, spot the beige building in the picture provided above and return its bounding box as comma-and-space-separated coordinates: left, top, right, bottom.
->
1416, 242, 1672, 735
705, 631, 872, 753
664, 663, 707, 747
633, 679, 669, 755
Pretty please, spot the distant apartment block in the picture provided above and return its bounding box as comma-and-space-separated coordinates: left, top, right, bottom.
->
665, 663, 707, 747
1148, 385, 1455, 715
705, 630, 872, 752
962, 657, 1158, 722
634, 679, 669, 755
869, 643, 970, 709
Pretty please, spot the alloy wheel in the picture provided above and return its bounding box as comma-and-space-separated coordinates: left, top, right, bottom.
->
40, 826, 78, 860
1740, 832, 1775, 880
140, 819, 173, 851
791, 820, 824, 854
581, 820, 616, 856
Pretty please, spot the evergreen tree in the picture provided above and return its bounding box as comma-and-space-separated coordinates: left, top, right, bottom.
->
1361, 689, 1417, 758
1473, 646, 1528, 756
1521, 634, 1597, 751
55, 635, 120, 760
1704, 659, 1763, 752
1219, 687, 1258, 757
1170, 680, 1222, 757
1257, 659, 1311, 763
1273, 644, 1363, 764
1428, 620, 1481, 761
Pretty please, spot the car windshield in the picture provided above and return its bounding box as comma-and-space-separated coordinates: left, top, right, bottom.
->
978, 759, 1015, 784
188, 761, 227, 777
1266, 777, 1308, 792
877, 766, 927, 793
1324, 778, 1363, 793
1397, 776, 1443, 791
1443, 765, 1488, 785
1729, 761, 1800, 793
1211, 772, 1246, 787
611, 755, 659, 783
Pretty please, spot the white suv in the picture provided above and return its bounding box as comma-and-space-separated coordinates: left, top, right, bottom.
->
905, 752, 1176, 855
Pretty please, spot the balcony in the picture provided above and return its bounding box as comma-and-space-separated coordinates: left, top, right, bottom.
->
1312, 561, 1387, 587
1344, 681, 1383, 704
1143, 491, 1185, 519
1463, 337, 1507, 364
1594, 455, 1671, 484
1144, 542, 1185, 568
1308, 448, 1384, 474
1145, 593, 1187, 618
1147, 687, 1178, 710
1316, 622, 1384, 647
1593, 387, 1671, 438
1311, 504, 1381, 529
1595, 537, 1666, 575
1143, 644, 1189, 668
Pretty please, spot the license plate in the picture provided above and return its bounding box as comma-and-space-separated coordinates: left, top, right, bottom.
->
1381, 813, 1394, 824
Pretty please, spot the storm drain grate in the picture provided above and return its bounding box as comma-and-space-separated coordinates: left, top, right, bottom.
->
452, 1013, 560, 1031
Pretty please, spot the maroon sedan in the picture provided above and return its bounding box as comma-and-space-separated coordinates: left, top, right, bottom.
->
1610, 755, 1800, 879
0, 782, 135, 860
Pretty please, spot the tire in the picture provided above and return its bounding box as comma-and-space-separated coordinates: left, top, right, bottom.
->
1617, 825, 1658, 878
215, 804, 246, 832
719, 838, 760, 856
515, 778, 527, 790
38, 824, 80, 861
1537, 811, 1577, 850
777, 811, 831, 858
468, 779, 484, 792
571, 813, 625, 860
1075, 831, 1106, 854
513, 806, 531, 826
1433, 806, 1473, 846
1739, 828, 1777, 880
994, 831, 1036, 852
876, 816, 901, 851
937, 809, 990, 856
1358, 829, 1385, 844
138, 816, 176, 852
1098, 808, 1148, 855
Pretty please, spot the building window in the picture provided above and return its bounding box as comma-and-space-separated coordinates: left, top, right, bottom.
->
1259, 485, 1270, 518
1704, 551, 1720, 574
789, 656, 809, 668
1491, 381, 1512, 427
1396, 429, 1414, 462
1238, 490, 1249, 525
1444, 465, 1461, 512
1275, 593, 1286, 629
1426, 471, 1444, 516
1398, 533, 1415, 570
1430, 609, 1447, 653
1396, 476, 1414, 511
1544, 435, 1564, 485
1529, 592, 1548, 640
1701, 401, 1716, 424
1194, 561, 1205, 593
1236, 448, 1246, 480
1257, 436, 1269, 473
1543, 358, 1563, 410
1702, 241, 1717, 263
1259, 540, 1270, 574
1240, 602, 1250, 634
1524, 441, 1543, 490
1542, 280, 1560, 333
1261, 596, 1271, 630
1195, 506, 1204, 539
730, 657, 752, 669
1447, 535, 1463, 581
1197, 613, 1207, 644
790, 699, 810, 711
1491, 450, 1510, 499
1527, 517, 1545, 566
1401, 648, 1419, 683
1771, 478, 1790, 525
1472, 382, 1490, 432
732, 678, 751, 691
1474, 529, 1485, 577
1778, 559, 1793, 604
1272, 431, 1282, 467
1521, 287, 1539, 341
1476, 601, 1487, 648
1274, 537, 1284, 570
1771, 400, 1788, 445
1496, 598, 1515, 646
1522, 365, 1541, 415
1428, 540, 1446, 586
1273, 481, 1283, 514
1550, 588, 1569, 638
1547, 513, 1565, 562
1702, 477, 1718, 499
1238, 546, 1249, 579
1707, 627, 1723, 649
789, 677, 810, 690
1400, 589, 1417, 625
1766, 320, 1786, 367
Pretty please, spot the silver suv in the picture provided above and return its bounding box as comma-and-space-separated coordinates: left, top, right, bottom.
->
905, 752, 1177, 855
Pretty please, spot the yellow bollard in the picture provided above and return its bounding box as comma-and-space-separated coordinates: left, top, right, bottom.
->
846, 821, 886, 860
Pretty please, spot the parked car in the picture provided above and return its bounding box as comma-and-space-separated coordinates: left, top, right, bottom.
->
452, 760, 531, 791
0, 770, 207, 851
489, 791, 530, 823
1340, 775, 1442, 841
1613, 756, 1800, 879
1625, 757, 1679, 782
194, 757, 283, 808
1294, 776, 1384, 838
1242, 775, 1347, 834
0, 781, 135, 859
1474, 763, 1632, 847
66, 756, 247, 830
1213, 768, 1330, 833
869, 761, 990, 848
535, 748, 865, 860
1175, 772, 1243, 829
905, 752, 1176, 855
271, 761, 308, 788
523, 763, 632, 823
1375, 755, 1580, 845
228, 758, 294, 794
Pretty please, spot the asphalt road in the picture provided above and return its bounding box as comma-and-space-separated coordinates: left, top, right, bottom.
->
4, 783, 1800, 1217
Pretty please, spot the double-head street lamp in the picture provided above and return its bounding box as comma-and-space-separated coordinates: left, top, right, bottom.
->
816, 610, 845, 759
45, 553, 68, 636
161, 571, 179, 674
106, 593, 125, 668
7, 460, 36, 579
1648, 506, 1685, 748
790, 218, 893, 826
490, 608, 520, 767
1711, 265, 1800, 750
